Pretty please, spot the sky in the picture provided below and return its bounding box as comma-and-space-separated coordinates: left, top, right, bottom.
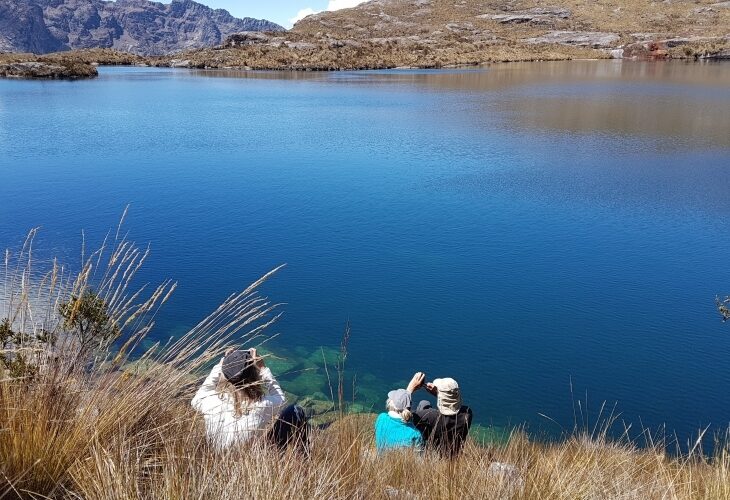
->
202, 0, 368, 29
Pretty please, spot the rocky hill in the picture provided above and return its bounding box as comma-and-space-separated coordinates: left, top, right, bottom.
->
293, 0, 730, 47
172, 0, 729, 69
0, 0, 283, 55
2, 0, 728, 72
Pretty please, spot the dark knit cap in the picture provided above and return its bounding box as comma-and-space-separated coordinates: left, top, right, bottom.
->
222, 349, 253, 384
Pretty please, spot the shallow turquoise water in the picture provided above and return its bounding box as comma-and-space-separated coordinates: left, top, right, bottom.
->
1, 61, 730, 446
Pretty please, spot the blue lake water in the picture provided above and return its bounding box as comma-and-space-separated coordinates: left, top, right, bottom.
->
1, 61, 730, 447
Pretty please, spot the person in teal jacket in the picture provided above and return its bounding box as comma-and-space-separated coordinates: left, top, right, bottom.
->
374, 373, 426, 453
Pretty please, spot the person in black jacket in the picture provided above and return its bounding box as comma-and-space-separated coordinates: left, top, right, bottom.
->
410, 374, 473, 458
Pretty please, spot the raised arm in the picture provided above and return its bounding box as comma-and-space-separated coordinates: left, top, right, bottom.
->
191, 358, 223, 413
258, 366, 286, 407
250, 349, 286, 408
406, 372, 426, 394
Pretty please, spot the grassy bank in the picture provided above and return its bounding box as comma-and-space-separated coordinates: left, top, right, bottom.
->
2, 226, 730, 499
6, 369, 730, 499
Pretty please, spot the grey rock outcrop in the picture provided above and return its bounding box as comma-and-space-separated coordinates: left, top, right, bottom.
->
524, 30, 619, 48
0, 60, 97, 78
0, 0, 284, 55
479, 7, 571, 25
704, 47, 730, 59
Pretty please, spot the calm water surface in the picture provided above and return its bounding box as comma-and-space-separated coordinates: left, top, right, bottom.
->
2, 61, 730, 446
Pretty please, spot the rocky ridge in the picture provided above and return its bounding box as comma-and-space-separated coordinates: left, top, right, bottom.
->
160, 0, 730, 69
2, 0, 729, 74
0, 0, 284, 55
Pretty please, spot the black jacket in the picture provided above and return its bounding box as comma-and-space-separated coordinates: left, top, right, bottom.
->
414, 405, 473, 457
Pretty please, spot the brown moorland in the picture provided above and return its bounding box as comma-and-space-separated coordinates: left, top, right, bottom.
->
174, 0, 730, 69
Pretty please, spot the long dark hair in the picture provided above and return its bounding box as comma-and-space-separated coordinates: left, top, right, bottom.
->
217, 363, 266, 417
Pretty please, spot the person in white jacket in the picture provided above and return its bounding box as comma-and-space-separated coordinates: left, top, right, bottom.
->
191, 347, 308, 452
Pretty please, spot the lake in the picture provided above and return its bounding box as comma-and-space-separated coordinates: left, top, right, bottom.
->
1, 61, 730, 448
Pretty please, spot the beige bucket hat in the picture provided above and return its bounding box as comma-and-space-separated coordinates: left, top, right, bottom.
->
432, 377, 462, 416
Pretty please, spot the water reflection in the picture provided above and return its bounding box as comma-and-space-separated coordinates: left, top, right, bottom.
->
195, 61, 730, 147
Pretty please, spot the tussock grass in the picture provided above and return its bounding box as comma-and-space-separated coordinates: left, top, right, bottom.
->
2, 224, 730, 499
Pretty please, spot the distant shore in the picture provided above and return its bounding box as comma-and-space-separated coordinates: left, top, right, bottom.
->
1, 36, 728, 80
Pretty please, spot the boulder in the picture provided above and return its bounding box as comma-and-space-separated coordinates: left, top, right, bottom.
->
481, 7, 570, 25
169, 59, 191, 67
487, 14, 547, 24
488, 462, 525, 497
704, 48, 730, 59
225, 31, 272, 47
609, 48, 624, 58
623, 41, 668, 59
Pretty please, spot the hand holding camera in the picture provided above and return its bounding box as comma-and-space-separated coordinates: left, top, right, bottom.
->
407, 372, 426, 393
424, 382, 437, 396
249, 348, 266, 368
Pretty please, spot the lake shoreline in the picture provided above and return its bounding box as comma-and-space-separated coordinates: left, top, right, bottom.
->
1, 40, 728, 79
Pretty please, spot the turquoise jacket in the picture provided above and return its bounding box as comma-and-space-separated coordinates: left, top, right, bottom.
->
374, 413, 424, 453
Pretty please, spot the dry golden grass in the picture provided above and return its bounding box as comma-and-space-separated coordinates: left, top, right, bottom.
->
3, 223, 730, 499
5, 367, 730, 500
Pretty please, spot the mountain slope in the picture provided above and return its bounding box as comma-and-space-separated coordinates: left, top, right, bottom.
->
293, 0, 729, 49
3, 0, 728, 70
167, 0, 728, 70
0, 0, 284, 55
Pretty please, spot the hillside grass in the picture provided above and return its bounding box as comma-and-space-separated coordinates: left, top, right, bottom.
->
295, 0, 730, 41
5, 358, 730, 500
2, 225, 730, 499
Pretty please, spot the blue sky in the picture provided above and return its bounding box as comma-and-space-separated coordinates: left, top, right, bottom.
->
204, 0, 367, 29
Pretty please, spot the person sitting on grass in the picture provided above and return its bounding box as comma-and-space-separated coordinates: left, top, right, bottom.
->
191, 347, 308, 453
374, 373, 428, 454
411, 374, 473, 458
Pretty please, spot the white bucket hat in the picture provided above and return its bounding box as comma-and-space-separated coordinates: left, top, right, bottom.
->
432, 378, 462, 416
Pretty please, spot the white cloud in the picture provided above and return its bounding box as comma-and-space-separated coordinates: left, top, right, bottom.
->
289, 7, 317, 27
326, 0, 367, 10
288, 0, 367, 28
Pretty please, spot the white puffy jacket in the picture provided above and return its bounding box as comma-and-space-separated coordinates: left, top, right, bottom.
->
191, 358, 286, 449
